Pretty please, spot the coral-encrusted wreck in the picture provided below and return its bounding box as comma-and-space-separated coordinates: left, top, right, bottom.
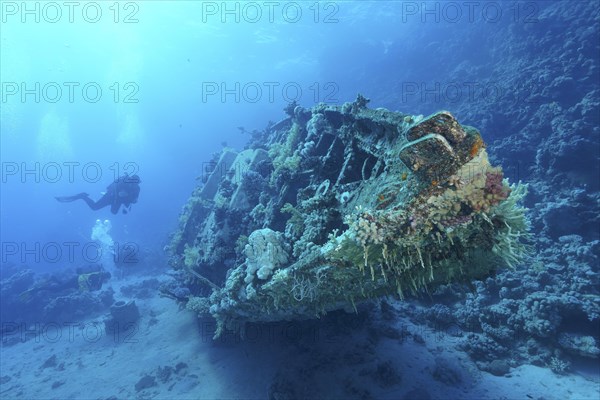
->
165, 96, 529, 337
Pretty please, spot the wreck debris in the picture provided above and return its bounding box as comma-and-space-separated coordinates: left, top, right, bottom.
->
168, 95, 530, 338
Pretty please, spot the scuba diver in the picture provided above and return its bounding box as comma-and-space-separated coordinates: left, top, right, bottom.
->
56, 174, 141, 214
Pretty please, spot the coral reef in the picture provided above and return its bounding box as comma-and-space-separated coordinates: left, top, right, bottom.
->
404, 232, 599, 370
243, 228, 290, 283
168, 98, 529, 338
339, 1, 599, 374
0, 265, 114, 328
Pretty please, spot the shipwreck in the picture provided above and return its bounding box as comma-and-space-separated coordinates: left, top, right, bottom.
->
163, 95, 530, 338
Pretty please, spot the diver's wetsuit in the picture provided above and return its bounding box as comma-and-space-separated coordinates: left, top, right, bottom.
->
56, 174, 141, 214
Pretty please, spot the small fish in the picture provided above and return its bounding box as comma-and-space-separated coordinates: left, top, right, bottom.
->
378, 194, 385, 201
401, 172, 408, 181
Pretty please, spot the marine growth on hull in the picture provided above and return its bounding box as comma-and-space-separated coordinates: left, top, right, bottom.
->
164, 95, 530, 338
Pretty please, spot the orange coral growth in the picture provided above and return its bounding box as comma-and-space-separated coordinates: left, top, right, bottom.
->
470, 137, 484, 158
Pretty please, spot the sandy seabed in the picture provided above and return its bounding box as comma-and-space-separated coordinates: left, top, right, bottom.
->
1, 272, 599, 400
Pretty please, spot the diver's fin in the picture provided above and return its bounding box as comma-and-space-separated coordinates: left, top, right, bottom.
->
55, 193, 89, 202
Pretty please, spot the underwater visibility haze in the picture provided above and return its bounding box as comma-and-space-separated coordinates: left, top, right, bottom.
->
0, 1, 599, 399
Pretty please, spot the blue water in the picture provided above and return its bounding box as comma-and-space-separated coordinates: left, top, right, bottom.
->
0, 2, 551, 254
2, 2, 405, 258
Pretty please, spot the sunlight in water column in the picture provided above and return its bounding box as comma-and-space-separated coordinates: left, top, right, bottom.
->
36, 111, 73, 161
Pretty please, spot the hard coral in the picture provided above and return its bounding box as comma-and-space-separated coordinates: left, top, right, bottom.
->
244, 228, 290, 283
